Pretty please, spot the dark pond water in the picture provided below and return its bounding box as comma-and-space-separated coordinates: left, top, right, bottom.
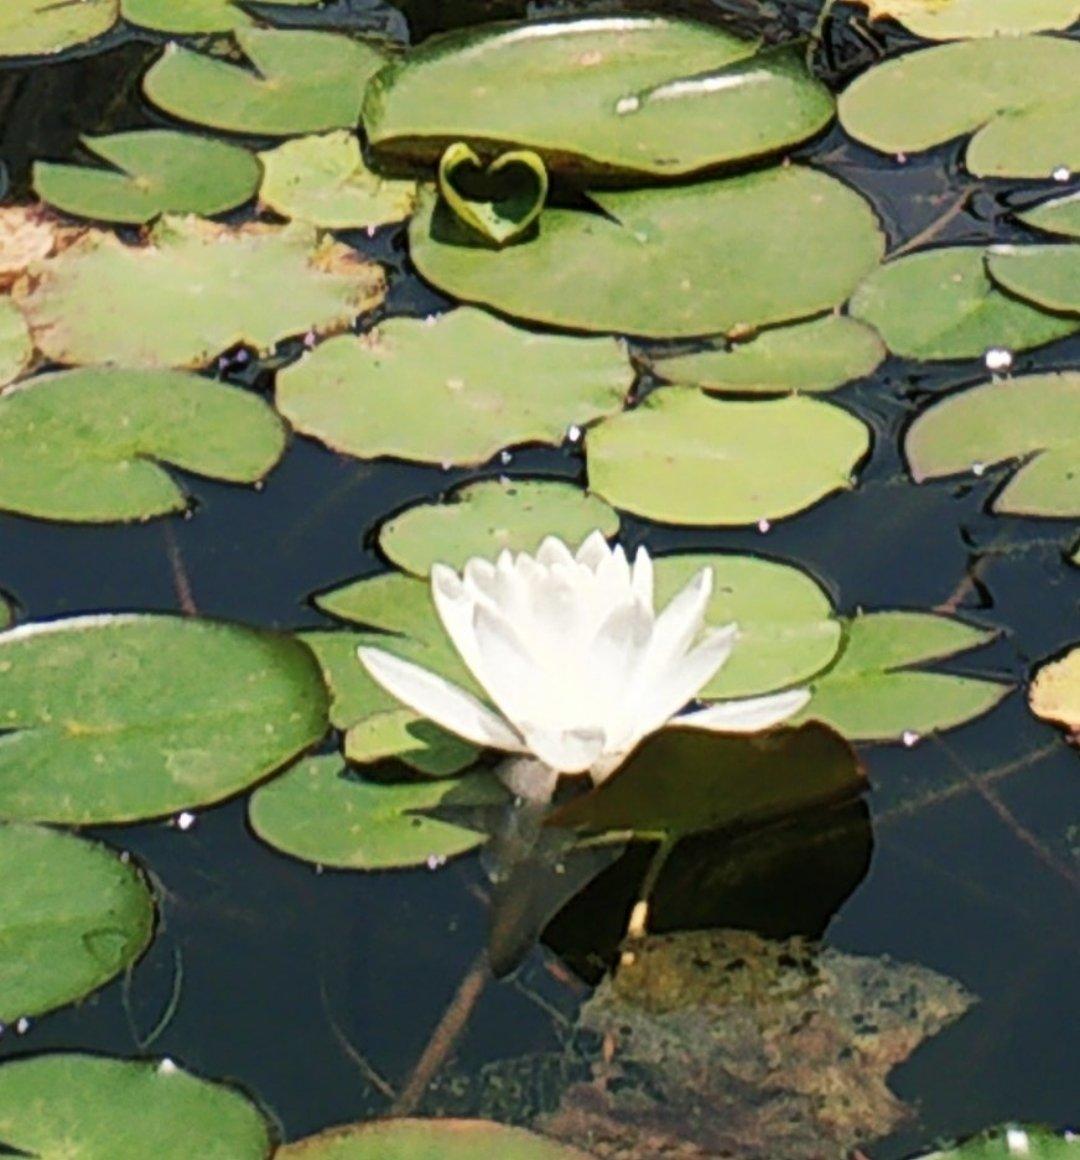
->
0, 1, 1077, 1156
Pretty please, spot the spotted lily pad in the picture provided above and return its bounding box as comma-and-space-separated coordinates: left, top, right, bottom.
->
278, 1119, 591, 1158
849, 247, 1076, 361
15, 216, 385, 368
0, 1055, 272, 1159
364, 15, 833, 179
0, 614, 329, 824
33, 130, 261, 225
438, 142, 548, 248
411, 167, 884, 338
987, 245, 1080, 316
648, 315, 886, 395
838, 36, 1080, 179
379, 478, 619, 575
0, 0, 118, 58
917, 1127, 1080, 1158
852, 0, 1080, 39
144, 29, 389, 136
0, 824, 154, 1023
1020, 191, 1080, 239
121, 0, 321, 34
0, 298, 31, 387
1029, 648, 1080, 738
276, 307, 631, 465
586, 388, 869, 525
906, 372, 1080, 518
796, 611, 1008, 741
248, 753, 505, 870
0, 368, 286, 523
259, 131, 416, 230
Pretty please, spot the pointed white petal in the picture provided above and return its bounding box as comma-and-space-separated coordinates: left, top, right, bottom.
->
518, 723, 607, 774
675, 687, 811, 733
575, 529, 611, 571
631, 546, 655, 614
470, 601, 554, 728
536, 535, 575, 569
431, 563, 489, 683
357, 646, 526, 752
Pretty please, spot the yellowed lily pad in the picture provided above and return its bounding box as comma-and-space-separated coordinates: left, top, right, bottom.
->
853, 0, 1080, 39
0, 0, 118, 58
1029, 648, 1080, 737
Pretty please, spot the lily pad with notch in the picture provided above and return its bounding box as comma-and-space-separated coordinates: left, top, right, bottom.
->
121, 0, 321, 34
438, 142, 548, 247
0, 0, 118, 58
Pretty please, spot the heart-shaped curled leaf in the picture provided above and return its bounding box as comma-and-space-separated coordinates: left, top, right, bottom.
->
437, 142, 548, 247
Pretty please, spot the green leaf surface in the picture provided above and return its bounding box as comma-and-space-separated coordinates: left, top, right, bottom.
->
122, 0, 321, 34
144, 29, 388, 136
0, 1054, 272, 1159
0, 0, 118, 58
649, 314, 886, 395
16, 216, 385, 368
838, 36, 1080, 178
410, 167, 884, 338
987, 244, 1080, 316
259, 131, 416, 230
796, 611, 1008, 741
0, 824, 154, 1022
343, 709, 478, 776
379, 478, 619, 575
364, 16, 833, 179
0, 368, 286, 523
0, 297, 31, 387
33, 130, 260, 225
1019, 191, 1080, 239
0, 614, 329, 824
905, 372, 1080, 517
437, 142, 548, 248
916, 1126, 1080, 1158
586, 388, 869, 525
849, 247, 1076, 360
277, 307, 632, 465
248, 753, 505, 870
1029, 647, 1080, 734
853, 0, 1080, 39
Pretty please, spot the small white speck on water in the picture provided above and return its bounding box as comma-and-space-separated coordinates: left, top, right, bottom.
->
14, 1017, 30, 1036
366, 225, 377, 238
426, 854, 447, 871
615, 95, 640, 115
1006, 1128, 1031, 1156
1052, 166, 1071, 182
499, 450, 513, 465
120, 851, 131, 864
895, 152, 907, 164
757, 518, 771, 534
984, 347, 1013, 373
315, 863, 324, 875
902, 730, 921, 748
175, 811, 197, 832
566, 424, 583, 443
158, 1058, 179, 1077
972, 462, 986, 477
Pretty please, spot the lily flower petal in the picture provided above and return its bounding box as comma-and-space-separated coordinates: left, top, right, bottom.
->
517, 724, 607, 774
675, 687, 811, 733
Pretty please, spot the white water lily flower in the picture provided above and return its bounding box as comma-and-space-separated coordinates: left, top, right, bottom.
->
358, 531, 810, 795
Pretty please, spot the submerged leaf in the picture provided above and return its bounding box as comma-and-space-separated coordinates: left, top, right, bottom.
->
278, 1119, 591, 1158
0, 0, 118, 57
1029, 647, 1080, 737
0, 297, 31, 387
852, 0, 1080, 39
121, 0, 321, 34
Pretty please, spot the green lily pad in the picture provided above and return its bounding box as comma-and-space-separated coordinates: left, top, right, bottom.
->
364, 15, 833, 180
248, 753, 505, 870
315, 573, 447, 641
917, 1126, 1080, 1158
0, 368, 286, 523
0, 298, 31, 388
1029, 647, 1080, 736
853, 0, 1080, 39
987, 244, 1080, 316
0, 614, 328, 824
838, 36, 1080, 179
796, 611, 1008, 741
121, 0, 320, 34
276, 307, 632, 466
278, 1118, 591, 1158
848, 247, 1077, 361
15, 216, 385, 369
411, 167, 884, 338
648, 314, 886, 395
0, 824, 154, 1023
259, 131, 416, 230
0, 1054, 271, 1159
344, 709, 478, 776
438, 142, 548, 248
33, 130, 261, 225
0, 0, 118, 58
586, 388, 869, 525
1019, 191, 1080, 239
144, 29, 389, 137
905, 372, 1080, 517
379, 478, 619, 576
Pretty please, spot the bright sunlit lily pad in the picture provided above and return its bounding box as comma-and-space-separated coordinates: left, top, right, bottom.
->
586, 388, 869, 525
0, 824, 154, 1023
1019, 191, 1080, 239
0, 614, 329, 824
411, 167, 884, 338
143, 29, 389, 136
0, 298, 31, 387
259, 131, 416, 229
0, 0, 118, 57
916, 1126, 1080, 1158
0, 368, 286, 523
853, 0, 1080, 39
276, 308, 632, 465
0, 1054, 272, 1159
121, 0, 320, 34
15, 216, 385, 368
987, 245, 1080, 316
1029, 647, 1080, 737
905, 372, 1080, 517
379, 478, 620, 575
33, 130, 261, 224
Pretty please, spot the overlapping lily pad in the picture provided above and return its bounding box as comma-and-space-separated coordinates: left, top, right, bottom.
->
796, 611, 1008, 741
259, 132, 416, 229
343, 709, 478, 776
838, 36, 1080, 179
276, 308, 632, 465
33, 130, 261, 225
1028, 648, 1080, 737
248, 753, 505, 870
586, 388, 869, 525
15, 216, 385, 368
917, 1126, 1080, 1158
379, 478, 620, 575
0, 0, 118, 58
1020, 191, 1080, 239
0, 368, 286, 523
121, 0, 320, 34
410, 167, 884, 338
0, 298, 31, 387
0, 205, 65, 286
0, 824, 154, 1023
648, 314, 886, 395
0, 614, 329, 824
849, 247, 1077, 361
853, 0, 1080, 39
987, 245, 1080, 316
0, 1055, 272, 1159
906, 372, 1080, 518
144, 29, 389, 136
